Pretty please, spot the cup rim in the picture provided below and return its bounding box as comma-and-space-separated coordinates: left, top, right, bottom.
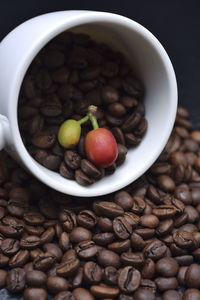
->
9, 10, 177, 197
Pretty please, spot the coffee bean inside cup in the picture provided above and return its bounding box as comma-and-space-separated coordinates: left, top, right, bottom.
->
18, 31, 147, 186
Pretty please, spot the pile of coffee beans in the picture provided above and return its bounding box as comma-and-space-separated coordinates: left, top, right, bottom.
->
0, 106, 200, 300
18, 31, 147, 186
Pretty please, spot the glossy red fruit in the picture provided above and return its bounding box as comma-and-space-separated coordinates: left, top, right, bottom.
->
85, 128, 118, 168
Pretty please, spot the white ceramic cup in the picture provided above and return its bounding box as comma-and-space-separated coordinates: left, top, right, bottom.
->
0, 10, 177, 197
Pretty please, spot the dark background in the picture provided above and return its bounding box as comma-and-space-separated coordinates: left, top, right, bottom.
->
0, 1, 199, 298
1, 0, 200, 127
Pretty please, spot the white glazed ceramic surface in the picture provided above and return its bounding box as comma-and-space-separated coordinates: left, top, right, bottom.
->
0, 10, 177, 197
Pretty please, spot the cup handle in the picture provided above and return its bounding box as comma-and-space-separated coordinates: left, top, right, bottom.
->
0, 115, 9, 150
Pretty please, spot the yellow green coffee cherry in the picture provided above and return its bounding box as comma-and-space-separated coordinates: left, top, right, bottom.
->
58, 119, 81, 149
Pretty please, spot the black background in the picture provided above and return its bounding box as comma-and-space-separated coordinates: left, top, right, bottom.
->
1, 0, 200, 127
0, 1, 199, 299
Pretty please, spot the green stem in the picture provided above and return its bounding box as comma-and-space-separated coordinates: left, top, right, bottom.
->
78, 115, 89, 125
88, 112, 99, 130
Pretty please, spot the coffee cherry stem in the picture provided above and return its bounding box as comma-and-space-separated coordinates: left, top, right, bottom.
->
88, 105, 99, 130
77, 115, 89, 125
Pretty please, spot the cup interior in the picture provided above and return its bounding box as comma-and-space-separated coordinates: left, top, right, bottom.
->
17, 16, 177, 197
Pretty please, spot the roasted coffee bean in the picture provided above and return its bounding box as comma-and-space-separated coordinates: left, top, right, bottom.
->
56, 257, 80, 277
47, 275, 69, 294
64, 151, 81, 170
80, 159, 101, 179
132, 196, 146, 214
83, 261, 102, 284
120, 96, 138, 108
183, 288, 200, 300
156, 257, 179, 277
98, 249, 120, 268
103, 266, 118, 285
23, 262, 34, 273
54, 291, 75, 300
120, 251, 144, 268
141, 258, 155, 279
162, 290, 182, 300
93, 232, 114, 245
77, 210, 97, 229
135, 228, 155, 240
33, 252, 56, 271
108, 102, 126, 117
116, 144, 128, 165
122, 112, 142, 132
130, 232, 146, 250
24, 211, 45, 225
133, 288, 156, 300
7, 267, 25, 293
72, 287, 94, 300
177, 266, 188, 286
134, 117, 148, 137
140, 214, 159, 228
155, 277, 178, 292
173, 230, 195, 249
152, 205, 176, 219
174, 184, 192, 205
144, 239, 167, 260
125, 133, 142, 147
170, 243, 188, 256
43, 154, 61, 170
24, 287, 48, 300
75, 170, 94, 186
180, 223, 197, 233
118, 266, 141, 293
40, 226, 55, 244
25, 225, 44, 236
20, 235, 40, 249
9, 249, 29, 268
157, 175, 175, 192
111, 127, 125, 145
101, 85, 119, 104
156, 219, 174, 236
185, 263, 200, 288
1, 238, 20, 256
122, 76, 143, 97
108, 239, 130, 254
59, 162, 75, 179
0, 216, 24, 237
59, 209, 77, 232
97, 217, 113, 232
93, 201, 124, 218
90, 284, 119, 298
26, 270, 47, 287
43, 243, 63, 261
31, 133, 56, 149
29, 248, 43, 260
174, 213, 188, 228
113, 216, 132, 239
61, 249, 76, 263
185, 205, 199, 223
0, 253, 9, 267
75, 240, 97, 259
0, 269, 7, 288
121, 213, 139, 228
7, 202, 24, 218
70, 227, 92, 244
59, 232, 71, 252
